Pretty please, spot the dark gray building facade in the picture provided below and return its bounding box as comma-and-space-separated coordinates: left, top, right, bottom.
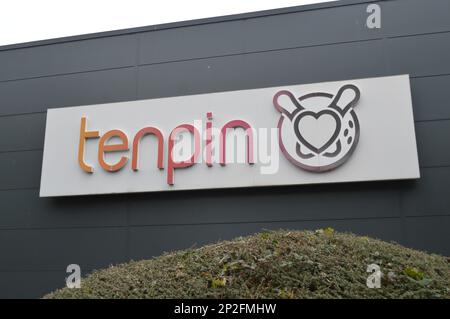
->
0, 0, 449, 298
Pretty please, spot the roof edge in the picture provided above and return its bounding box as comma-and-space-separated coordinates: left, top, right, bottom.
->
0, 0, 380, 51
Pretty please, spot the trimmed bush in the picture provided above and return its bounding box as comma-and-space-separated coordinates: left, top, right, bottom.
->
44, 229, 450, 299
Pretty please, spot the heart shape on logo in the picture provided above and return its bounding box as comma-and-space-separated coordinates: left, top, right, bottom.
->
293, 109, 341, 154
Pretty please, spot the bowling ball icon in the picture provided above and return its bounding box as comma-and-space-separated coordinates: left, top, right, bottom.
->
273, 84, 360, 172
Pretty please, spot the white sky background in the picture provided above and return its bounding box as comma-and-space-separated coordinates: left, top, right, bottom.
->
0, 0, 335, 46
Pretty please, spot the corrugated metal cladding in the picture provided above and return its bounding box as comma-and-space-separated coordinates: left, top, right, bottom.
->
0, 0, 449, 298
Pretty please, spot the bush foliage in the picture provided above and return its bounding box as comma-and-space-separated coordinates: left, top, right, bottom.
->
45, 229, 450, 299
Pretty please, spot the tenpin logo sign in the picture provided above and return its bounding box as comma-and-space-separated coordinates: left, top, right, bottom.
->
40, 75, 420, 197
274, 84, 360, 172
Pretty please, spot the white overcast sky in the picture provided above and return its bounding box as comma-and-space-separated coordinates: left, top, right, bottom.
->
0, 0, 335, 46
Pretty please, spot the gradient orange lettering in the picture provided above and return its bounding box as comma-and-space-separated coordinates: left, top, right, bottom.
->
98, 130, 129, 172
78, 117, 99, 173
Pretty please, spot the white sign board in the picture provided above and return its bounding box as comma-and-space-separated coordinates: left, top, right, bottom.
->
40, 74, 420, 197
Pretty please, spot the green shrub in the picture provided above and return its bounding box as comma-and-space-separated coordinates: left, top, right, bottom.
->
44, 229, 450, 299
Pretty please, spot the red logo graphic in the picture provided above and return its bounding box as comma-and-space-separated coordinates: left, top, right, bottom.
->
273, 84, 360, 172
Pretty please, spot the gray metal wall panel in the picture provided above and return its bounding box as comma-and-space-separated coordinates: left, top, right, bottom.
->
0, 67, 137, 116
387, 32, 450, 77
138, 3, 383, 65
128, 183, 401, 226
410, 75, 450, 122
138, 0, 450, 65
241, 3, 382, 53
138, 40, 387, 99
0, 227, 129, 271
384, 0, 450, 36
0, 113, 46, 152
415, 120, 450, 168
401, 167, 450, 217
0, 150, 42, 190
0, 0, 449, 298
0, 189, 128, 229
0, 35, 137, 81
139, 20, 246, 64
404, 216, 450, 256
0, 270, 65, 299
